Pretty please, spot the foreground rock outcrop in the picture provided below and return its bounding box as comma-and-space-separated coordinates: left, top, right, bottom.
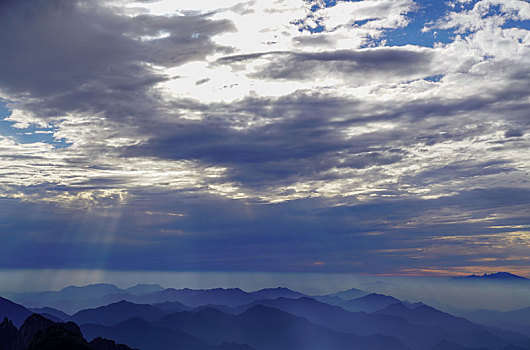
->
0, 314, 133, 350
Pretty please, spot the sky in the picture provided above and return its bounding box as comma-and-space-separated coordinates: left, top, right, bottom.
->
0, 0, 529, 280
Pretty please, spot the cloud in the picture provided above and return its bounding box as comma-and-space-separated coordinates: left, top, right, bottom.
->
0, 0, 234, 122
0, 0, 528, 275
218, 47, 437, 83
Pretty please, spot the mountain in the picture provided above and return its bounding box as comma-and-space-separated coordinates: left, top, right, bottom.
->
0, 317, 18, 350
149, 305, 411, 350
328, 287, 368, 300
12, 284, 125, 313
151, 300, 190, 313
248, 287, 305, 300
374, 302, 480, 334
12, 285, 306, 313
499, 345, 528, 350
0, 313, 134, 350
27, 322, 94, 350
122, 286, 305, 308
70, 300, 166, 326
29, 307, 70, 321
339, 293, 402, 312
453, 272, 529, 282
14, 313, 57, 349
464, 307, 530, 334
310, 288, 367, 306
376, 303, 526, 346
0, 296, 33, 327
82, 317, 255, 350
6, 285, 529, 350
88, 337, 135, 350
123, 284, 164, 295
430, 340, 489, 350
223, 297, 444, 350
25, 284, 122, 301
310, 295, 347, 306
129, 287, 250, 307
229, 296, 527, 350
11, 284, 165, 314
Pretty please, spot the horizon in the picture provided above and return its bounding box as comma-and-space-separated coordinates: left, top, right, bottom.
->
2, 268, 530, 293
2, 268, 530, 312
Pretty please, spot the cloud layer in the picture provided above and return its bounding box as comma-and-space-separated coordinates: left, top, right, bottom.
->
0, 0, 529, 276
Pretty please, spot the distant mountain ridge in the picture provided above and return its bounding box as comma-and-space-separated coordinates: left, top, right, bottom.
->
452, 272, 529, 281
464, 306, 530, 335
13, 285, 305, 313
70, 300, 167, 326
339, 293, 402, 313
12, 284, 165, 314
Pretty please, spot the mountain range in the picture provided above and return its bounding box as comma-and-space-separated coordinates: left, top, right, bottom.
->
452, 272, 530, 282
12, 285, 304, 314
2, 275, 530, 350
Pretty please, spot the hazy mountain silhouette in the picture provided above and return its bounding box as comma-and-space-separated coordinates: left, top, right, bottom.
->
247, 287, 305, 300
70, 300, 167, 326
18, 284, 121, 302
378, 302, 528, 347
310, 288, 367, 306
221, 296, 444, 349
147, 305, 411, 350
374, 303, 479, 333
13, 285, 124, 314
82, 317, 255, 350
123, 284, 163, 295
464, 306, 530, 334
151, 300, 190, 313
499, 345, 529, 350
339, 293, 401, 312
12, 284, 164, 314
310, 295, 347, 306
430, 339, 489, 350
8, 285, 530, 350
452, 272, 529, 282
0, 296, 32, 327
219, 296, 526, 350
126, 286, 305, 308
129, 287, 251, 307
12, 285, 307, 315
328, 287, 367, 300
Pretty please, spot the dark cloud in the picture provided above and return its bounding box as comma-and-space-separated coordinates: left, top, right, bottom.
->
122, 92, 414, 187
406, 160, 515, 184
0, 0, 234, 120
114, 71, 529, 192
505, 129, 524, 138
218, 48, 435, 81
